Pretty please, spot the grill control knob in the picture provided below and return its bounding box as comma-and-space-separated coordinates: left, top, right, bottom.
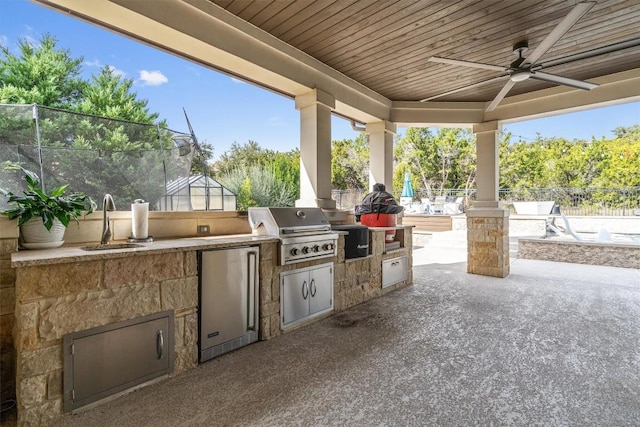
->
302, 246, 310, 254
323, 243, 334, 251
290, 248, 299, 256
312, 245, 320, 253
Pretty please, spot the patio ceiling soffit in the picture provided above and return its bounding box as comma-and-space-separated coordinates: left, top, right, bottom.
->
392, 68, 640, 127
35, 0, 640, 129
36, 0, 391, 124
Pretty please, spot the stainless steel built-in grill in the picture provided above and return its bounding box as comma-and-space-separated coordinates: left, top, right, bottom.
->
248, 207, 338, 265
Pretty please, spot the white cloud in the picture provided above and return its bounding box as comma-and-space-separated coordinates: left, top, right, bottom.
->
24, 34, 38, 47
108, 65, 125, 77
0, 35, 8, 48
139, 70, 168, 86
84, 60, 126, 77
230, 77, 246, 84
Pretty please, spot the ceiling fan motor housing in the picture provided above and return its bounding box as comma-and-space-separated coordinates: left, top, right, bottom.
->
510, 41, 529, 68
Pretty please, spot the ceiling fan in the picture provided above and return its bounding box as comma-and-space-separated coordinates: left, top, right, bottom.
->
421, 1, 640, 112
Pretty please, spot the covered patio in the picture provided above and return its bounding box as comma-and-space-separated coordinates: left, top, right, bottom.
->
45, 254, 640, 426
35, 0, 640, 278
3, 2, 639, 425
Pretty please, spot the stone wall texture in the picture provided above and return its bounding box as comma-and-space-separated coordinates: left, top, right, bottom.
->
8, 223, 413, 425
1, 237, 18, 405
13, 251, 198, 426
259, 228, 413, 339
0, 211, 246, 425
334, 228, 412, 316
518, 239, 640, 269
467, 216, 510, 278
257, 241, 281, 341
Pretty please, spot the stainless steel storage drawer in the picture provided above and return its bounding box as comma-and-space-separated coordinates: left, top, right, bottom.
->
63, 311, 174, 412
382, 256, 408, 288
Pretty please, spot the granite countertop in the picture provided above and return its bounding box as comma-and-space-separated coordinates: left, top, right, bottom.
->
366, 225, 414, 230
11, 234, 279, 267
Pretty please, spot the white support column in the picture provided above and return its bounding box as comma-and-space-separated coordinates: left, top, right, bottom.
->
366, 120, 396, 191
467, 120, 510, 278
473, 121, 501, 208
295, 89, 336, 209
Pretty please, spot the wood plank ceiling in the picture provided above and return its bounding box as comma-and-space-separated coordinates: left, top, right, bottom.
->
209, 0, 640, 103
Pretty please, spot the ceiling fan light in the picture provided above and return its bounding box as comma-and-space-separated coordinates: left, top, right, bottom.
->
510, 72, 530, 82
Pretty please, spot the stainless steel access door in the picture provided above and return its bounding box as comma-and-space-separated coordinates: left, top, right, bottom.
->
199, 246, 259, 362
63, 311, 174, 412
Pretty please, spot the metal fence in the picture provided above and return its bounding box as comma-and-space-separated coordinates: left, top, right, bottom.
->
332, 187, 640, 216
499, 187, 640, 216
332, 188, 476, 210
0, 104, 235, 211
332, 189, 367, 211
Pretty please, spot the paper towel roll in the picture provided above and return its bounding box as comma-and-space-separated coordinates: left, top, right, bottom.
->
131, 199, 149, 239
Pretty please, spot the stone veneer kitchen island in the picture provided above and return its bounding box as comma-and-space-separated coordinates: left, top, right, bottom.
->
3, 213, 412, 426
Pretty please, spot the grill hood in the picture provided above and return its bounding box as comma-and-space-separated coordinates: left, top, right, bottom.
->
247, 207, 332, 237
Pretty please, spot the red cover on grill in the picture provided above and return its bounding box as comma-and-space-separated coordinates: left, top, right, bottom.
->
360, 213, 397, 242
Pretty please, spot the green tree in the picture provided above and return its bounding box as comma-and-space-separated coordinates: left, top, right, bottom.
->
613, 124, 640, 140
218, 164, 296, 210
0, 34, 85, 108
0, 35, 185, 208
546, 138, 590, 187
215, 140, 265, 174
271, 149, 300, 200
394, 127, 476, 197
76, 66, 161, 124
213, 140, 300, 204
0, 35, 169, 151
499, 137, 550, 189
592, 140, 640, 188
394, 127, 436, 196
190, 141, 214, 175
331, 134, 369, 190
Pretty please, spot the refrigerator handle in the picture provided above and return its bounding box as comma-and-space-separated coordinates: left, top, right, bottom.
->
247, 250, 258, 331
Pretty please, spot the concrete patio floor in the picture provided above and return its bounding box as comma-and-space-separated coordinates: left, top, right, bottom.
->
45, 248, 640, 427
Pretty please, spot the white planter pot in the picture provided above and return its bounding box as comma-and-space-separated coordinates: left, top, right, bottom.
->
20, 217, 66, 249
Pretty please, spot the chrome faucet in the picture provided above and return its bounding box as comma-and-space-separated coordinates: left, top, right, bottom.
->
101, 194, 116, 245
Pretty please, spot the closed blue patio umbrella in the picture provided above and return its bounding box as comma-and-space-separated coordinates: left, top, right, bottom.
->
401, 172, 414, 198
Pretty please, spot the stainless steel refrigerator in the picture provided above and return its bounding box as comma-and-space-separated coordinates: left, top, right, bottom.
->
198, 246, 259, 363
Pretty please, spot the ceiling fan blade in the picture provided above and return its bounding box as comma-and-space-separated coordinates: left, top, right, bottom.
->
420, 75, 509, 102
428, 56, 507, 72
524, 1, 596, 66
530, 71, 598, 90
486, 80, 516, 112
534, 37, 640, 70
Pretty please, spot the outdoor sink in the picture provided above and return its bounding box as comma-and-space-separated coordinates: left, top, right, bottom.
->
80, 243, 144, 251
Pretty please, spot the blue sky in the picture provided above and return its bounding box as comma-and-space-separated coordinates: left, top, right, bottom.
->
2, 0, 639, 160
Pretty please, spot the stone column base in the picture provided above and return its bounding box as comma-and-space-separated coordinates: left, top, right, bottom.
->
466, 207, 510, 278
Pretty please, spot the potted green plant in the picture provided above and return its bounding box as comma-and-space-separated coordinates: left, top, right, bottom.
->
0, 166, 96, 249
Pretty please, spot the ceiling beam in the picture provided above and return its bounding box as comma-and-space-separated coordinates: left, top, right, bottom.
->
390, 101, 485, 128
29, 0, 640, 129
398, 69, 640, 128
33, 0, 392, 124
485, 68, 640, 123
